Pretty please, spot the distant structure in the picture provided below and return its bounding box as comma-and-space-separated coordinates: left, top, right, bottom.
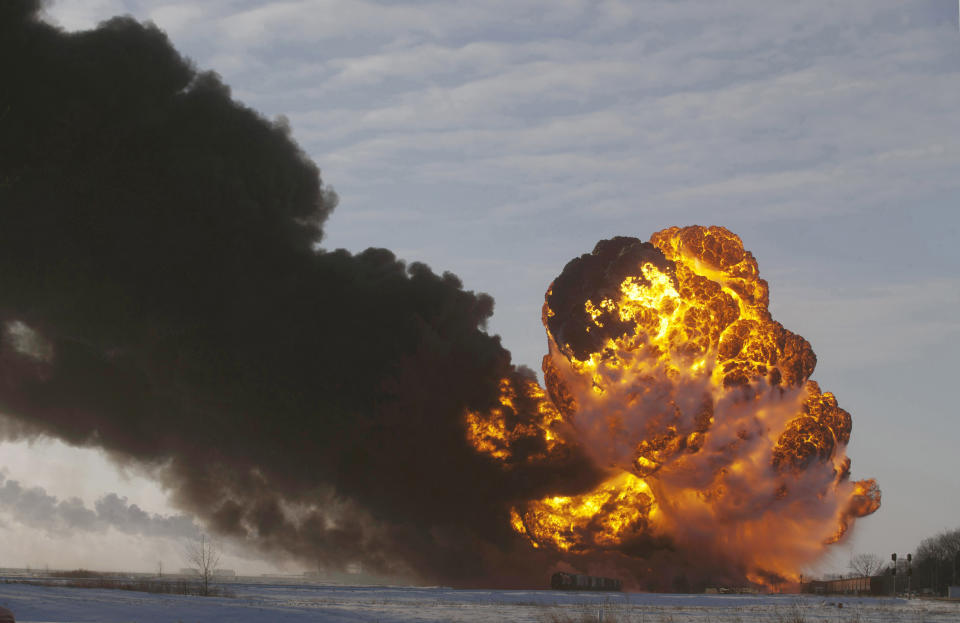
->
550, 572, 622, 591
949, 586, 960, 599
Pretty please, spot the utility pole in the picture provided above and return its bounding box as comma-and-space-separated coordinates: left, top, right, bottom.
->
907, 553, 912, 598
891, 553, 897, 596
890, 553, 913, 597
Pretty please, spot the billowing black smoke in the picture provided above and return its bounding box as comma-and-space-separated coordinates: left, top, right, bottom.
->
0, 0, 596, 586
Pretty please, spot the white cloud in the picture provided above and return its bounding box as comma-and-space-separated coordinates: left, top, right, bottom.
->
772, 278, 960, 371
41, 0, 132, 30
146, 2, 205, 33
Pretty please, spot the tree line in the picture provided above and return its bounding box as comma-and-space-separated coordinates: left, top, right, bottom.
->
849, 526, 960, 596
910, 526, 960, 595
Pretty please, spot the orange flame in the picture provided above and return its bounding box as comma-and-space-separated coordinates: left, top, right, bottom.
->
465, 377, 563, 462
466, 226, 879, 585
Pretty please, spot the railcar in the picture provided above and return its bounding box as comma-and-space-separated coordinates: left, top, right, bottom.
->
550, 571, 622, 591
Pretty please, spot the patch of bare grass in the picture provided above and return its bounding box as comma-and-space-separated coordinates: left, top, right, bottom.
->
772, 602, 808, 623
537, 600, 641, 623
47, 568, 105, 579
5, 576, 234, 597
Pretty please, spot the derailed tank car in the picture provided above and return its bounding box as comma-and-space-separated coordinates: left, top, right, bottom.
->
550, 572, 622, 591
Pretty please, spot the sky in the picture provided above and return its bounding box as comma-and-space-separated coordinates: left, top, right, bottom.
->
1, 0, 958, 577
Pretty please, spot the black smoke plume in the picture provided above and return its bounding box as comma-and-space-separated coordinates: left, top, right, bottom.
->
0, 0, 596, 586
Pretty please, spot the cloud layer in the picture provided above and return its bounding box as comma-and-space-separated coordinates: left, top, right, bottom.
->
0, 473, 198, 539
41, 1, 960, 374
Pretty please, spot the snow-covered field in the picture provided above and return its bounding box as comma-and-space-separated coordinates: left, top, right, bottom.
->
1, 580, 958, 622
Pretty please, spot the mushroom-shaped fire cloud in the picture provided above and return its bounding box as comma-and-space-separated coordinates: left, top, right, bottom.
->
467, 226, 880, 586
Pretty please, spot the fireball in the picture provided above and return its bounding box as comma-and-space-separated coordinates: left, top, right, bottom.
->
466, 226, 879, 585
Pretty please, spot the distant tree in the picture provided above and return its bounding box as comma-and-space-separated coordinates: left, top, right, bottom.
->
849, 553, 884, 577
183, 534, 221, 596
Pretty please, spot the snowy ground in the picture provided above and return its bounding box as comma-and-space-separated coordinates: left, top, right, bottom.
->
1, 580, 959, 622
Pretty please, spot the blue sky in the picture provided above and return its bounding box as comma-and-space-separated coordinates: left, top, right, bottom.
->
1, 0, 958, 576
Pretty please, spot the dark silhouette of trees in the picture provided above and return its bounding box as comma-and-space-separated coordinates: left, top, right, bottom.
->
913, 527, 960, 595
849, 553, 884, 577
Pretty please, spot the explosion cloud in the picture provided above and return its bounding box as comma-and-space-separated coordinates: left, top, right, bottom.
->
1, 1, 877, 589
469, 228, 880, 587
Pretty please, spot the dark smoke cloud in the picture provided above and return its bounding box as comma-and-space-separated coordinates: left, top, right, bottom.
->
0, 0, 594, 586
0, 473, 198, 538
545, 237, 676, 362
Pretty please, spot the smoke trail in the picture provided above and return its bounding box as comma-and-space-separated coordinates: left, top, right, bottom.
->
0, 0, 595, 586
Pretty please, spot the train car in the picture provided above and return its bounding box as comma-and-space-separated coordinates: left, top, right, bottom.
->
550, 571, 622, 591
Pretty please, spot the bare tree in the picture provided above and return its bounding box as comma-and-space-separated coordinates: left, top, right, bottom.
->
183, 534, 222, 596
849, 553, 883, 577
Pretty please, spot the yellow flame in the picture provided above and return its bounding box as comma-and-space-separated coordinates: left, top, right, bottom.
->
512, 472, 656, 552
465, 226, 878, 582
